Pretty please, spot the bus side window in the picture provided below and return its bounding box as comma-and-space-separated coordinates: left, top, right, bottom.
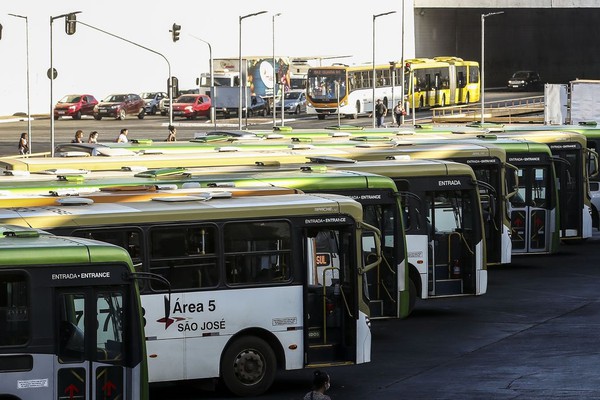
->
149, 226, 219, 290
58, 293, 85, 363
76, 229, 142, 268
0, 273, 29, 346
224, 221, 291, 285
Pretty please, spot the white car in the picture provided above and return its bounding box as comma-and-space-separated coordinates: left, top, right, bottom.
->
274, 90, 307, 114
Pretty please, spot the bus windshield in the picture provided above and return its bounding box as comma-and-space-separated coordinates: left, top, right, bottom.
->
307, 68, 346, 102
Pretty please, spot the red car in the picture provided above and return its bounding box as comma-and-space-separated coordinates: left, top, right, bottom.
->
94, 93, 145, 120
54, 94, 98, 120
172, 94, 211, 119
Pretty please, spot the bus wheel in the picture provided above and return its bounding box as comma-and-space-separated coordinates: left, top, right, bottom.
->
440, 95, 446, 107
221, 336, 277, 397
317, 114, 326, 120
419, 96, 424, 110
464, 93, 470, 105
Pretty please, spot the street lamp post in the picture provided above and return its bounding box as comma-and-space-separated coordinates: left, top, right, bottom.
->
400, 0, 406, 125
9, 13, 31, 152
50, 11, 81, 157
189, 34, 215, 128
372, 11, 396, 128
272, 13, 281, 129
239, 11, 267, 130
481, 11, 504, 124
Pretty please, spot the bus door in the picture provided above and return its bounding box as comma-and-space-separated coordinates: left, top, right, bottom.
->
434, 74, 441, 106
550, 147, 583, 239
424, 74, 432, 107
55, 287, 130, 400
510, 166, 552, 253
426, 189, 478, 297
449, 65, 457, 104
361, 202, 402, 319
305, 228, 357, 366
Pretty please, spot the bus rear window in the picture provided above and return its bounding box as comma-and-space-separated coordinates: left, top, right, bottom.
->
0, 273, 29, 346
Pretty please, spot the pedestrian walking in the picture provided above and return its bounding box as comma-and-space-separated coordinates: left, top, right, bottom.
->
393, 101, 406, 127
18, 132, 29, 155
72, 130, 84, 143
88, 131, 99, 144
375, 99, 387, 128
116, 128, 128, 143
303, 370, 331, 400
166, 125, 176, 142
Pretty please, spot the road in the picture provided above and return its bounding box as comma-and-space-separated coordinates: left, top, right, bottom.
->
0, 91, 541, 157
149, 233, 600, 399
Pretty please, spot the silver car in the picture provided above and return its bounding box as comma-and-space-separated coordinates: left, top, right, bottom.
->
274, 89, 307, 114
140, 92, 167, 115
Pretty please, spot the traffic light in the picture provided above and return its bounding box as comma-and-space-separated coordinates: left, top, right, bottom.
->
404, 63, 411, 74
171, 23, 181, 42
168, 76, 179, 98
65, 13, 77, 35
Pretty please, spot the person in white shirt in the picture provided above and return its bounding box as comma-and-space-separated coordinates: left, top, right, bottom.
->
116, 128, 128, 143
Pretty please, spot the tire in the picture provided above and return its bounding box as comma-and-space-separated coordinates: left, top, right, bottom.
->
54, 115, 59, 121
94, 115, 102, 121
138, 109, 145, 120
150, 106, 157, 115
440, 95, 446, 107
160, 111, 167, 116
464, 93, 470, 105
294, 106, 300, 115
262, 108, 267, 117
419, 96, 424, 110
117, 109, 126, 120
317, 114, 325, 120
220, 336, 276, 397
73, 111, 82, 120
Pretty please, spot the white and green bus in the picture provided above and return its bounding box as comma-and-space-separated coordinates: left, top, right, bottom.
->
0, 225, 148, 400
0, 192, 378, 397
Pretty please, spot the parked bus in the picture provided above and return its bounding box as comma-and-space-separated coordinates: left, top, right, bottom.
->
0, 225, 148, 400
0, 169, 414, 319
392, 132, 562, 255
0, 192, 377, 396
320, 159, 487, 299
305, 57, 480, 119
0, 160, 487, 313
497, 128, 600, 235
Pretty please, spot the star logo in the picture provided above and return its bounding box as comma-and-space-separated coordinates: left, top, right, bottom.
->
156, 295, 186, 329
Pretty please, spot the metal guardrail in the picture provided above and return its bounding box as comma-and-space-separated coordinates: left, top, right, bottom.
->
432, 95, 545, 123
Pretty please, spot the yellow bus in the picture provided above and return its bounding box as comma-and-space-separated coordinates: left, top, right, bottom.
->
306, 56, 480, 119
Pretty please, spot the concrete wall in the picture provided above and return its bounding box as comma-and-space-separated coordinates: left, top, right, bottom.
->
414, 8, 600, 87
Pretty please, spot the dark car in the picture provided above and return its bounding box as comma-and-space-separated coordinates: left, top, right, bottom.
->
243, 95, 269, 117
507, 71, 542, 91
94, 93, 145, 120
54, 94, 98, 120
140, 92, 167, 115
172, 94, 211, 120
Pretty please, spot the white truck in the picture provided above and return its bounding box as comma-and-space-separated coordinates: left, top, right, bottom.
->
199, 57, 293, 112
207, 86, 251, 118
568, 79, 600, 124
